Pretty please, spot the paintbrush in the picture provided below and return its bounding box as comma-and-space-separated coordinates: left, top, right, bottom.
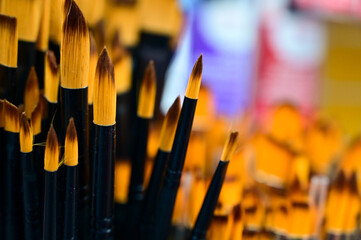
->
90, 47, 116, 239
20, 112, 41, 240
0, 14, 17, 103
152, 54, 202, 240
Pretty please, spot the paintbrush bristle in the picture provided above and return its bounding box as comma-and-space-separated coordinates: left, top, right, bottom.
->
159, 96, 181, 152
0, 14, 17, 67
36, 0, 50, 51
1, 0, 42, 42
44, 125, 59, 172
186, 54, 203, 99
4, 100, 19, 133
221, 131, 239, 161
93, 47, 116, 126
64, 117, 78, 166
137, 60, 156, 119
0, 99, 4, 128
44, 50, 59, 102
20, 112, 33, 153
88, 33, 98, 104
49, 0, 64, 45
61, 0, 90, 89
24, 67, 40, 117
111, 32, 132, 94
44, 50, 59, 103
31, 101, 43, 136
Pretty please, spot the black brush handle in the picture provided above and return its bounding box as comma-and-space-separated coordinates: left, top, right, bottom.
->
0, 65, 17, 103
151, 168, 182, 240
138, 150, 169, 239
168, 97, 196, 171
190, 160, 229, 240
43, 171, 57, 240
33, 133, 45, 226
0, 129, 4, 239
116, 92, 132, 159
127, 116, 149, 237
91, 124, 115, 240
48, 41, 60, 64
60, 87, 90, 239
4, 132, 23, 240
21, 152, 41, 240
64, 165, 78, 240
151, 97, 197, 240
128, 117, 149, 201
17, 41, 36, 104
35, 50, 45, 90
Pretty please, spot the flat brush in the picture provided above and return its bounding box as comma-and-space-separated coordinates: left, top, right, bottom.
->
127, 60, 157, 235
64, 118, 79, 240
91, 47, 116, 240
152, 54, 203, 240
138, 96, 181, 239
0, 14, 17, 103
1, 0, 43, 104
43, 125, 59, 240
60, 2, 90, 238
3, 100, 24, 239
24, 67, 40, 118
35, 0, 50, 90
189, 131, 239, 240
20, 112, 41, 240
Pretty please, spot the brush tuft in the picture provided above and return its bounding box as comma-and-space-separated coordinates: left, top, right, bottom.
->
1, 0, 42, 41
64, 117, 78, 166
112, 32, 132, 94
44, 125, 59, 172
19, 112, 33, 153
49, 0, 64, 45
0, 14, 17, 67
159, 96, 181, 152
31, 101, 43, 136
4, 100, 20, 132
137, 60, 156, 118
186, 54, 203, 99
93, 47, 116, 126
61, 0, 90, 89
221, 131, 239, 161
44, 50, 59, 103
36, 0, 50, 51
88, 33, 98, 104
24, 67, 40, 117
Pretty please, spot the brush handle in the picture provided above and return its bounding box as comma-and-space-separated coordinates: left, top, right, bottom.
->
43, 171, 57, 240
0, 65, 17, 103
33, 133, 45, 225
49, 41, 60, 64
64, 165, 78, 240
21, 152, 41, 240
35, 50, 45, 90
17, 41, 36, 104
168, 97, 196, 171
60, 87, 90, 239
190, 160, 229, 240
138, 150, 169, 239
91, 124, 115, 240
151, 97, 197, 240
0, 129, 4, 239
116, 92, 132, 159
4, 132, 24, 239
128, 116, 149, 202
